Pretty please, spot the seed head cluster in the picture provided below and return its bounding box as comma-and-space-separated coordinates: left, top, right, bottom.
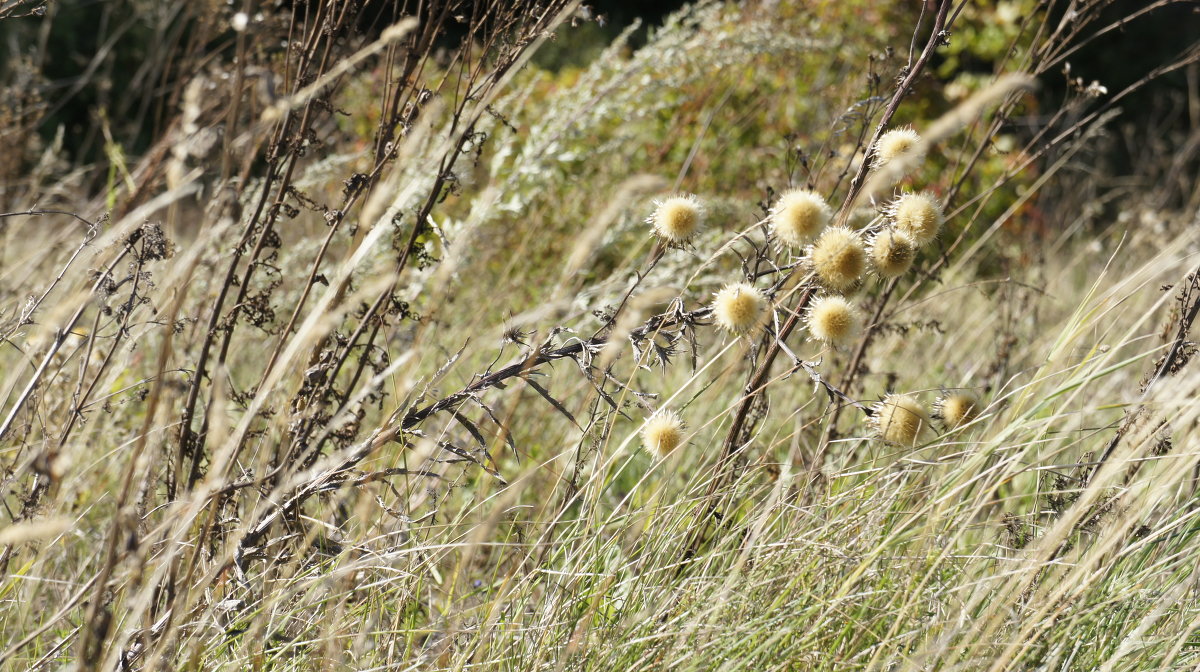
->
770, 189, 831, 248
806, 295, 861, 347
871, 393, 931, 447
642, 410, 685, 457
648, 194, 704, 244
633, 120, 965, 466
712, 282, 767, 333
809, 226, 866, 294
888, 192, 943, 246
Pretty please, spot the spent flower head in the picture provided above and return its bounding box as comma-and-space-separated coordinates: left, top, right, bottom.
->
770, 188, 832, 248
642, 410, 686, 457
805, 295, 862, 347
871, 393, 932, 447
648, 193, 704, 244
711, 282, 767, 333
808, 226, 867, 294
871, 127, 925, 174
935, 392, 981, 430
868, 228, 917, 278
888, 191, 944, 246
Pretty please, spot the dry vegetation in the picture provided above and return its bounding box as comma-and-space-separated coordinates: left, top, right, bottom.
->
1, 0, 1199, 669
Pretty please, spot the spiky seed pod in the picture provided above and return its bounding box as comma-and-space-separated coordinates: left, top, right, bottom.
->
872, 127, 924, 172
647, 194, 704, 244
711, 282, 767, 333
642, 410, 685, 457
808, 226, 866, 294
868, 228, 917, 278
888, 192, 944, 246
935, 392, 980, 430
805, 295, 862, 347
871, 393, 932, 447
770, 189, 832, 248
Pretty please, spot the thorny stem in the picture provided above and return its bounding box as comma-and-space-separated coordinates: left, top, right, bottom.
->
231, 303, 713, 556
403, 305, 712, 429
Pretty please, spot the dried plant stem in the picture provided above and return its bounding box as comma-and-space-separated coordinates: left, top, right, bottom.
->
819, 279, 898, 453
0, 248, 129, 441
836, 0, 951, 223
681, 285, 815, 563
1094, 263, 1200, 474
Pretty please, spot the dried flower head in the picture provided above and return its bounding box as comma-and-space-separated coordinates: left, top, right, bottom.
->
808, 226, 866, 294
711, 282, 767, 333
647, 194, 704, 244
805, 295, 862, 347
872, 127, 924, 172
770, 189, 832, 248
935, 392, 981, 430
888, 192, 943, 246
871, 393, 932, 447
868, 228, 917, 278
642, 410, 686, 457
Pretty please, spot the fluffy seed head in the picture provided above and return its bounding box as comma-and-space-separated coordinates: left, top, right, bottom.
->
868, 228, 917, 278
805, 295, 862, 347
871, 393, 932, 447
808, 226, 866, 293
770, 189, 832, 247
888, 192, 943, 246
872, 127, 924, 172
936, 392, 980, 430
711, 282, 767, 333
642, 411, 685, 457
647, 194, 704, 244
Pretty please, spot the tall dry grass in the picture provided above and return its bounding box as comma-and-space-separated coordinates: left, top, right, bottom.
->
0, 0, 1198, 669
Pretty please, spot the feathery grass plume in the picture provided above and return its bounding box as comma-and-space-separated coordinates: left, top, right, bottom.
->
871, 126, 924, 174
642, 410, 686, 457
935, 391, 981, 430
808, 226, 866, 293
711, 282, 767, 333
887, 191, 944, 246
805, 295, 862, 347
868, 228, 917, 278
647, 193, 704, 244
871, 393, 932, 447
770, 188, 832, 248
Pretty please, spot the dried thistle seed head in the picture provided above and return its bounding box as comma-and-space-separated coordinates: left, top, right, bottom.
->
770, 189, 832, 247
868, 228, 917, 278
808, 226, 866, 294
647, 194, 704, 244
935, 392, 980, 430
805, 295, 862, 347
888, 192, 944, 246
871, 393, 932, 447
642, 410, 685, 457
872, 127, 924, 172
711, 282, 767, 333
